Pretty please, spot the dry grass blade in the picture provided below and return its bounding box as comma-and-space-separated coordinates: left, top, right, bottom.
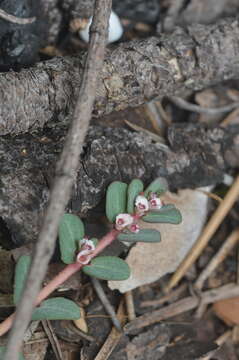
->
3, 1, 112, 359
195, 229, 239, 290
196, 189, 223, 203
166, 175, 239, 292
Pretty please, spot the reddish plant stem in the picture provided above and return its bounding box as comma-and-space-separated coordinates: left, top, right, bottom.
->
36, 262, 83, 304
0, 228, 119, 337
90, 228, 119, 257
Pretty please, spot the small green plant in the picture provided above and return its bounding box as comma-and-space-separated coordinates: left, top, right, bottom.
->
0, 178, 182, 353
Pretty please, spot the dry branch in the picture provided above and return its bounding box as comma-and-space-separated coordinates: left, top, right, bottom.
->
0, 17, 239, 135
3, 0, 112, 359
125, 283, 239, 334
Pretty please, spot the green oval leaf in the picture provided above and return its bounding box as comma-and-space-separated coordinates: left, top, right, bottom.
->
0, 346, 25, 360
127, 179, 144, 214
142, 204, 182, 224
106, 181, 128, 223
83, 256, 130, 280
59, 214, 85, 264
32, 297, 81, 321
117, 229, 161, 243
144, 178, 168, 197
14, 255, 31, 306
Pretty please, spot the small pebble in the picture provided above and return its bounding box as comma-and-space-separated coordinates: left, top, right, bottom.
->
79, 10, 123, 43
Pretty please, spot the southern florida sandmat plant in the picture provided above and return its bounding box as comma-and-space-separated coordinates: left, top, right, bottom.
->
0, 178, 182, 358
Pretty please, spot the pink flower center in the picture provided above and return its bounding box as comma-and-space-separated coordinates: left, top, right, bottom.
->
138, 203, 146, 209
78, 254, 88, 263
150, 199, 157, 206
117, 218, 124, 225
130, 224, 139, 233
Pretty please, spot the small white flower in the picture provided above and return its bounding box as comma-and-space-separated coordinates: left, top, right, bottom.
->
149, 197, 163, 210
135, 195, 149, 214
79, 238, 95, 251
115, 213, 134, 230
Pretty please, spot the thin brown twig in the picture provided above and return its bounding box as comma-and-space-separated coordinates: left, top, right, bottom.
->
124, 119, 166, 145
140, 283, 187, 308
124, 291, 136, 321
170, 96, 239, 115
3, 1, 112, 359
195, 229, 239, 290
94, 300, 126, 360
41, 320, 63, 360
166, 175, 239, 292
0, 8, 35, 25
125, 283, 239, 334
91, 277, 122, 331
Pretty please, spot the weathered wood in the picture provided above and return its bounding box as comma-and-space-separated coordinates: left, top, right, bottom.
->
0, 17, 239, 135
0, 123, 238, 245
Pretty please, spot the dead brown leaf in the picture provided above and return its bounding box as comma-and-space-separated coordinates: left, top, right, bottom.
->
213, 297, 239, 326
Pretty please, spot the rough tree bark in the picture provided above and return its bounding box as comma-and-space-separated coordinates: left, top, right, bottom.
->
1, 123, 238, 246
0, 17, 239, 135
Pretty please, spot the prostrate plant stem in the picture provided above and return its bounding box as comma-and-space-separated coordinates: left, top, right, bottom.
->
0, 228, 119, 336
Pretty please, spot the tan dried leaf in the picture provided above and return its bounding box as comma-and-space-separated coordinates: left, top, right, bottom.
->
213, 297, 239, 326
73, 307, 88, 333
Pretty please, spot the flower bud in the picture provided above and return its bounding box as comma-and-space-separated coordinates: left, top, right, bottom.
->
149, 197, 163, 210
129, 223, 140, 233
